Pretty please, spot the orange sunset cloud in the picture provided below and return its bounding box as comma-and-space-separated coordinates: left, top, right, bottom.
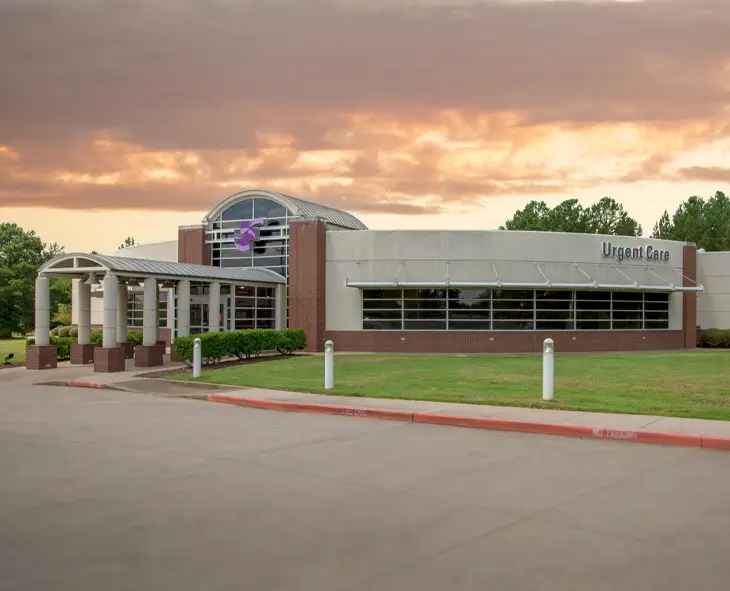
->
1, 0, 729, 251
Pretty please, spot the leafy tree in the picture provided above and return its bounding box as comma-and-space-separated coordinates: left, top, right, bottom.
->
500, 197, 641, 236
586, 197, 642, 236
651, 191, 730, 251
499, 201, 552, 231
0, 223, 67, 337
118, 236, 136, 249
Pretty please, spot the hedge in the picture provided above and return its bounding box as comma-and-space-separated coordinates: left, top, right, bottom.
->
26, 336, 75, 360
173, 328, 307, 364
699, 328, 730, 348
27, 329, 147, 360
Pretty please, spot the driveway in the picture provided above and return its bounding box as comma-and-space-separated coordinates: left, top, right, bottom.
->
1, 384, 729, 590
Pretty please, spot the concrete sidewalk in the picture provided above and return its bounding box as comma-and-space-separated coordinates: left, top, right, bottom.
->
20, 361, 730, 450
203, 387, 730, 450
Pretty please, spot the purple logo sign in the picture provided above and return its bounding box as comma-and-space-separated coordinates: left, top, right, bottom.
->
233, 218, 265, 251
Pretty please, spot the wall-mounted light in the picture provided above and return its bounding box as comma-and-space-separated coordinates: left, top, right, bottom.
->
84, 273, 100, 286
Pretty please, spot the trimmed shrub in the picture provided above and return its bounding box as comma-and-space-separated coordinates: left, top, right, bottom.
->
127, 330, 143, 345
50, 326, 61, 337
68, 327, 78, 338
90, 329, 103, 345
173, 328, 307, 364
276, 329, 307, 355
700, 328, 730, 348
26, 336, 75, 360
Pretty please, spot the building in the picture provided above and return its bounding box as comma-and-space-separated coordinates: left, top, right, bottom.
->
28, 188, 730, 371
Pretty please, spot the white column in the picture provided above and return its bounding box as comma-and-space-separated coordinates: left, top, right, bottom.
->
77, 280, 91, 345
177, 280, 191, 337
116, 282, 128, 344
34, 275, 51, 346
142, 277, 158, 346
102, 274, 118, 348
275, 283, 287, 330
71, 279, 80, 325
166, 287, 175, 329
209, 281, 221, 332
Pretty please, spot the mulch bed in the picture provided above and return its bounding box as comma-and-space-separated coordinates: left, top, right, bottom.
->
140, 352, 310, 379
0, 362, 25, 370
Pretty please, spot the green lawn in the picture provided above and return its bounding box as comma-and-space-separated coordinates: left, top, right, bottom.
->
173, 350, 730, 420
0, 338, 27, 364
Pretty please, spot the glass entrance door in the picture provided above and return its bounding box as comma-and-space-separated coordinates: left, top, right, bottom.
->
190, 300, 209, 334
190, 296, 232, 333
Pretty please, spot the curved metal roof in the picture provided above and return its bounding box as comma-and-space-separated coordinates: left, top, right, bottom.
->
39, 253, 286, 284
202, 188, 368, 230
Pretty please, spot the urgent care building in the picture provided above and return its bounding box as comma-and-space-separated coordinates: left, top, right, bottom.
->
31, 188, 730, 369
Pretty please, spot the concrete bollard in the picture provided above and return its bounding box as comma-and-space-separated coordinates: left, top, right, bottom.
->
193, 337, 201, 378
542, 338, 554, 401
324, 340, 334, 390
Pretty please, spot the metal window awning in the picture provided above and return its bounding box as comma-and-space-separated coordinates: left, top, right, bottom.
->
38, 253, 286, 285
344, 260, 703, 293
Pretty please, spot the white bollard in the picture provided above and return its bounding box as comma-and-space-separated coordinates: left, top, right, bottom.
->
324, 340, 334, 390
193, 337, 201, 378
542, 338, 555, 401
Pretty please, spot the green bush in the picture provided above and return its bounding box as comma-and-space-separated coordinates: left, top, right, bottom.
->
57, 326, 71, 337
68, 327, 78, 338
90, 329, 103, 345
276, 329, 307, 355
0, 329, 13, 339
173, 328, 307, 364
26, 336, 75, 360
701, 328, 730, 348
50, 326, 61, 337
127, 330, 143, 345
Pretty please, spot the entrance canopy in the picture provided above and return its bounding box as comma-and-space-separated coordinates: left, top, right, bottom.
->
344, 259, 704, 293
39, 253, 286, 285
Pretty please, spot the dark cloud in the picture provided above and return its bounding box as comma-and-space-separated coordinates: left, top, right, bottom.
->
1, 0, 729, 150
1, 0, 729, 214
677, 166, 730, 182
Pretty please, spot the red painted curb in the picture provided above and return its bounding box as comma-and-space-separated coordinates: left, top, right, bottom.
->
207, 394, 414, 422
701, 436, 730, 451
66, 380, 110, 389
413, 414, 704, 448
206, 394, 730, 451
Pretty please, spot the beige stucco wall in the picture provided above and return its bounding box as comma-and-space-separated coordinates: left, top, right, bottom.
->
696, 251, 730, 330
113, 240, 179, 261
326, 230, 687, 331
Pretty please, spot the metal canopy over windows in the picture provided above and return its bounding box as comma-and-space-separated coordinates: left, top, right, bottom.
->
345, 259, 703, 293
39, 253, 286, 285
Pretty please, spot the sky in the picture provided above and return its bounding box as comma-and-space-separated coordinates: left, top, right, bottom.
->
1, 0, 729, 254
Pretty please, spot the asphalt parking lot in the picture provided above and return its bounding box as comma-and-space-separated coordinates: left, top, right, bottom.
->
1, 384, 730, 590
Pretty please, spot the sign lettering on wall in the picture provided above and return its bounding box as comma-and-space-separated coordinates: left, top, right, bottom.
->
602, 242, 670, 262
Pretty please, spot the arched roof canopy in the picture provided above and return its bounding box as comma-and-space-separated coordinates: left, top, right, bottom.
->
38, 253, 286, 285
202, 188, 368, 230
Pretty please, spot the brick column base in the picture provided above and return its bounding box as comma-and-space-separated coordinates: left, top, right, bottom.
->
170, 349, 183, 363
121, 342, 135, 359
93, 346, 126, 373
135, 345, 164, 368
70, 343, 96, 365
156, 340, 167, 355
26, 345, 58, 370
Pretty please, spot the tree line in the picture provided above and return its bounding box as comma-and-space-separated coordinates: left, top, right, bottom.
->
501, 191, 730, 251
0, 223, 138, 339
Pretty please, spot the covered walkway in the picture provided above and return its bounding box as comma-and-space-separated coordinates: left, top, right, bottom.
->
28, 253, 286, 373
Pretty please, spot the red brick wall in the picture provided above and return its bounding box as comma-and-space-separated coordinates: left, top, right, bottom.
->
178, 226, 210, 265
325, 330, 686, 354
289, 220, 326, 352
682, 244, 697, 348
